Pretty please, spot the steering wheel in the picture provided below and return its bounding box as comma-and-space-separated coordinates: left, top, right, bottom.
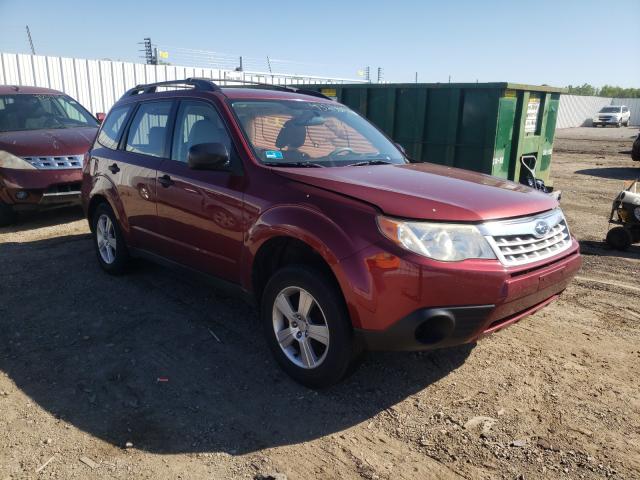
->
329, 147, 355, 158
41, 113, 64, 128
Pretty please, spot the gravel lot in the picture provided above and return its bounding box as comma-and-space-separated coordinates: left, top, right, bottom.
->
1, 126, 639, 479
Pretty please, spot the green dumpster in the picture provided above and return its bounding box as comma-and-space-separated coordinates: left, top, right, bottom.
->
304, 82, 564, 187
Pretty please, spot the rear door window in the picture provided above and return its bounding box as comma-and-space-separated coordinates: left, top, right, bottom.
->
97, 105, 132, 150
125, 101, 172, 157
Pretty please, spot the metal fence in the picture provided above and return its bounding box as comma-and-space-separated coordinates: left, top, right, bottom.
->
557, 94, 640, 128
0, 52, 363, 115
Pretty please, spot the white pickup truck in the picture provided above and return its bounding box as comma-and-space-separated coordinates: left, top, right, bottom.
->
592, 105, 631, 127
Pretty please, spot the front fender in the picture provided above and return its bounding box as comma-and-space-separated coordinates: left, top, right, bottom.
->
244, 204, 378, 327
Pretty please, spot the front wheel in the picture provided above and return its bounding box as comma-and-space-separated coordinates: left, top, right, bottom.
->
0, 202, 16, 227
91, 203, 129, 274
261, 266, 356, 388
606, 226, 632, 251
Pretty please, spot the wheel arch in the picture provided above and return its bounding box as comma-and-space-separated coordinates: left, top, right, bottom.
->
86, 176, 130, 236
245, 205, 376, 330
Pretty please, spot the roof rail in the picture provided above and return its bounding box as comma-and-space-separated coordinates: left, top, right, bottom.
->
122, 78, 220, 98
120, 77, 333, 101
204, 78, 333, 100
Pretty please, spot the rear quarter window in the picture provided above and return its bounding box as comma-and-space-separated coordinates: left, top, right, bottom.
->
97, 105, 132, 150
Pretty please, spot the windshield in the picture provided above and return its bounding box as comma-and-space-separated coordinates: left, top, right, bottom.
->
599, 106, 622, 113
231, 100, 406, 167
0, 94, 98, 132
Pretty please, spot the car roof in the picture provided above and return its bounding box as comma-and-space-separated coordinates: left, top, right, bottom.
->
0, 85, 64, 95
219, 87, 334, 103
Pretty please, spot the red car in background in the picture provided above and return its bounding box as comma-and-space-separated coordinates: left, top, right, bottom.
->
0, 86, 99, 226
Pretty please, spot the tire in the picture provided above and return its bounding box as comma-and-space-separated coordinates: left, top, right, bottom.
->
616, 120, 622, 128
261, 265, 356, 388
91, 202, 129, 274
0, 202, 16, 227
606, 226, 632, 251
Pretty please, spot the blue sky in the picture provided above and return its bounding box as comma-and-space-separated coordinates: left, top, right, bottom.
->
1, 0, 638, 87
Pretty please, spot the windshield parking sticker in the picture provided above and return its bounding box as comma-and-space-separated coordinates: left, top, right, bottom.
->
265, 150, 284, 160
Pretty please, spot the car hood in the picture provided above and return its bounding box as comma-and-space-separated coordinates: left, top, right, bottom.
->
274, 162, 558, 222
0, 127, 97, 157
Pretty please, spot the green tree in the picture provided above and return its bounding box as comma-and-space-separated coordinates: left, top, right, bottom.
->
566, 84, 640, 98
599, 85, 640, 98
565, 83, 597, 96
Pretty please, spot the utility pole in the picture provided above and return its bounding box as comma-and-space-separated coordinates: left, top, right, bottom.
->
266, 56, 273, 74
377, 67, 383, 83
235, 56, 243, 72
25, 25, 35, 55
364, 66, 370, 83
139, 38, 157, 65
415, 72, 418, 83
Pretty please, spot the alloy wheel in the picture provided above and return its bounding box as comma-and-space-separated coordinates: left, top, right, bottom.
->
272, 286, 330, 369
96, 213, 117, 264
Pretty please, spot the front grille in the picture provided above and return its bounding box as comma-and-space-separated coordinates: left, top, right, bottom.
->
23, 155, 83, 170
480, 209, 572, 267
44, 183, 82, 195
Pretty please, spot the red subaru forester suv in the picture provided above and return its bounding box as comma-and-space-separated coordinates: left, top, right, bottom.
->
0, 86, 99, 225
82, 79, 581, 387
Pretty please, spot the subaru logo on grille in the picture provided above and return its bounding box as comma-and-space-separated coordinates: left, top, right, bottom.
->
533, 220, 550, 238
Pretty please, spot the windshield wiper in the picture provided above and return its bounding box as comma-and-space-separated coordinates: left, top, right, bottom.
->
347, 159, 394, 167
264, 161, 325, 168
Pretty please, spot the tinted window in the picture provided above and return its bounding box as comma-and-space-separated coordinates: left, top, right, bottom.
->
125, 101, 172, 158
97, 105, 131, 150
171, 101, 231, 163
0, 94, 98, 133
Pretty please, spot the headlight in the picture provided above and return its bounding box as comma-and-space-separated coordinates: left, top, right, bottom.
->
0, 150, 36, 170
377, 216, 496, 262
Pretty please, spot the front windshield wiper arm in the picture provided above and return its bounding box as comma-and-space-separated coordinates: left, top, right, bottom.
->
347, 159, 394, 167
264, 161, 325, 168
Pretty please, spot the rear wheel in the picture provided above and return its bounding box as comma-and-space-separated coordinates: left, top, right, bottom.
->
91, 203, 129, 274
606, 226, 632, 251
261, 265, 356, 388
0, 202, 16, 227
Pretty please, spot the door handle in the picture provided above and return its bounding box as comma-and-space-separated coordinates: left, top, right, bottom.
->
108, 163, 120, 174
158, 174, 174, 188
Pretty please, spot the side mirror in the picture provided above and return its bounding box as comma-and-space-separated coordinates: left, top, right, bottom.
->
96, 112, 106, 124
188, 143, 229, 170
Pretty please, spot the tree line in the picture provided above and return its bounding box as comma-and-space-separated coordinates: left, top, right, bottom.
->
565, 83, 640, 98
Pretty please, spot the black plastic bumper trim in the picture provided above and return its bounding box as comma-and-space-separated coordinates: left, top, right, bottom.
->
355, 305, 495, 352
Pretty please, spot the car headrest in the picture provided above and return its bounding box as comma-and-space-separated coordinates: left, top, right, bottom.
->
188, 118, 224, 147
148, 127, 165, 150
276, 119, 306, 149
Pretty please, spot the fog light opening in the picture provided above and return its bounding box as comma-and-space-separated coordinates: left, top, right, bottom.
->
415, 312, 455, 345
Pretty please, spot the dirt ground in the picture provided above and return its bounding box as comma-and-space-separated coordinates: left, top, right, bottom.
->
1, 126, 639, 480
